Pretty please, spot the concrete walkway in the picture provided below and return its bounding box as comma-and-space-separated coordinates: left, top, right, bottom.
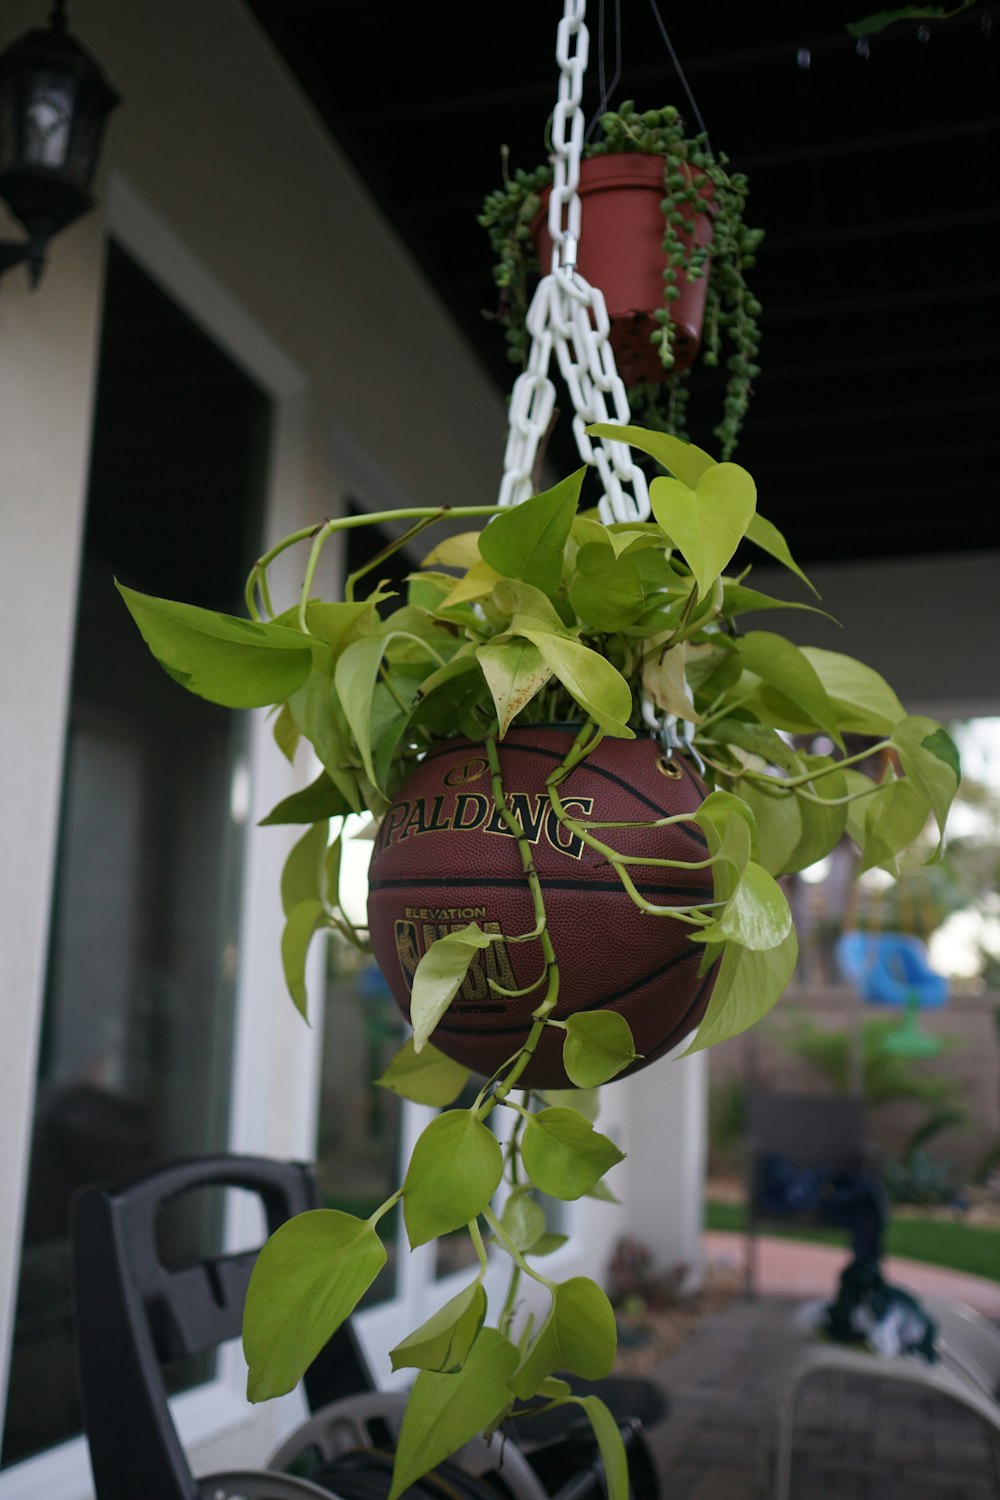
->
644, 1295, 1000, 1500
704, 1230, 1000, 1317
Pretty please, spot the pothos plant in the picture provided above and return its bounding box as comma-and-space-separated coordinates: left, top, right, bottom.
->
480, 103, 764, 456
119, 423, 959, 1499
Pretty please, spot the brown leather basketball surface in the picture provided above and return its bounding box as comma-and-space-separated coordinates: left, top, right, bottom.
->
367, 726, 719, 1088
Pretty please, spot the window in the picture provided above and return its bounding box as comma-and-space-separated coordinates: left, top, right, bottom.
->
1, 242, 271, 1466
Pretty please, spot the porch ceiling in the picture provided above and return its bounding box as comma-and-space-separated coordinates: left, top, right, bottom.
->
243, 0, 1000, 565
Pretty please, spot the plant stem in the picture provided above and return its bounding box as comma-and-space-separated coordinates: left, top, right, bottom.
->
468, 1216, 489, 1276
291, 505, 503, 633
483, 1205, 554, 1291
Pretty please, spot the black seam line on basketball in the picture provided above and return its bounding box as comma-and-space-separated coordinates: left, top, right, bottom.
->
369, 877, 712, 900
654, 961, 719, 1054
418, 737, 710, 851
430, 946, 704, 1037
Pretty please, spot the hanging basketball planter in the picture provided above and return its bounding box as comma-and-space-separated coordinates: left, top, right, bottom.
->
481, 103, 764, 457
367, 725, 719, 1089
115, 3, 962, 1495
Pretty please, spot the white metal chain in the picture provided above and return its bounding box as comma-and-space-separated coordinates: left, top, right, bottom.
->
498, 0, 650, 523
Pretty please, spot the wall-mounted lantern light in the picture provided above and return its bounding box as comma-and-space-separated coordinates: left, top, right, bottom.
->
0, 1, 119, 287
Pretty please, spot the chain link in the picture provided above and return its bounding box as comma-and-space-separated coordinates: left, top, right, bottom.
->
499, 0, 650, 523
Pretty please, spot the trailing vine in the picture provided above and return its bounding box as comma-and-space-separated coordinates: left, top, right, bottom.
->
118, 422, 960, 1499
480, 103, 764, 456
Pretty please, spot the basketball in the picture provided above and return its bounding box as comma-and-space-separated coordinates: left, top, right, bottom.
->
367, 726, 719, 1089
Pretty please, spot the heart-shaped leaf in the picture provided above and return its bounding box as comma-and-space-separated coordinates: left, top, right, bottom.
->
562, 1013, 639, 1087
734, 778, 803, 877
521, 1108, 625, 1200
739, 632, 842, 743
684, 926, 799, 1054
410, 923, 496, 1051
117, 584, 313, 708
501, 1190, 547, 1252
389, 1328, 518, 1500
585, 423, 716, 489
568, 545, 646, 631
403, 1110, 503, 1248
513, 627, 634, 737
693, 861, 792, 952
260, 772, 351, 826
854, 772, 930, 875
572, 1395, 630, 1500
478, 469, 584, 593
280, 822, 329, 916
745, 513, 818, 596
649, 464, 756, 600
477, 637, 552, 737
801, 648, 906, 734
537, 1089, 600, 1122
641, 637, 699, 721
891, 717, 961, 856
244, 1209, 386, 1401
376, 1038, 470, 1107
281, 900, 327, 1019
389, 1281, 486, 1374
508, 1277, 617, 1399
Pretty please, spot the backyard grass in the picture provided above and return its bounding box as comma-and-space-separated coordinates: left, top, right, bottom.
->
705, 1200, 1000, 1282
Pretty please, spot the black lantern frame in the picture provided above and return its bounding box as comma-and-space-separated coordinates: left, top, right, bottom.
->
0, 1, 119, 286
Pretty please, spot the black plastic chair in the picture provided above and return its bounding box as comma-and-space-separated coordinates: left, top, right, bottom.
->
71, 1154, 662, 1500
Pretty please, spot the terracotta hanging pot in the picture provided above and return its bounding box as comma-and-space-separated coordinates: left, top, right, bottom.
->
532, 153, 714, 385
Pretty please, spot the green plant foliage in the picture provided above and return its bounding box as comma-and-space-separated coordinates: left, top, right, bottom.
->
409, 923, 497, 1052
119, 421, 962, 1498
402, 1110, 503, 1248
389, 1281, 487, 1374
480, 106, 762, 456
375, 1038, 470, 1107
388, 1328, 519, 1500
508, 1277, 617, 1397
243, 1209, 386, 1401
521, 1107, 625, 1200
563, 1013, 640, 1087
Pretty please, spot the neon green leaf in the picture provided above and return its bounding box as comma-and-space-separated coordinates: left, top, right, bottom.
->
649, 464, 756, 600
563, 1013, 639, 1088
585, 422, 716, 489
521, 1108, 625, 1200
508, 1277, 617, 1399
375, 1038, 470, 1107
244, 1210, 385, 1401
478, 469, 584, 593
684, 926, 799, 1054
389, 1282, 486, 1374
388, 1329, 518, 1500
410, 923, 496, 1052
403, 1110, 503, 1249
477, 637, 553, 737
117, 583, 312, 708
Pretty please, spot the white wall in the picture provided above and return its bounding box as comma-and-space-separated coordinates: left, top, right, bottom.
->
750, 550, 1000, 718
0, 0, 505, 1480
